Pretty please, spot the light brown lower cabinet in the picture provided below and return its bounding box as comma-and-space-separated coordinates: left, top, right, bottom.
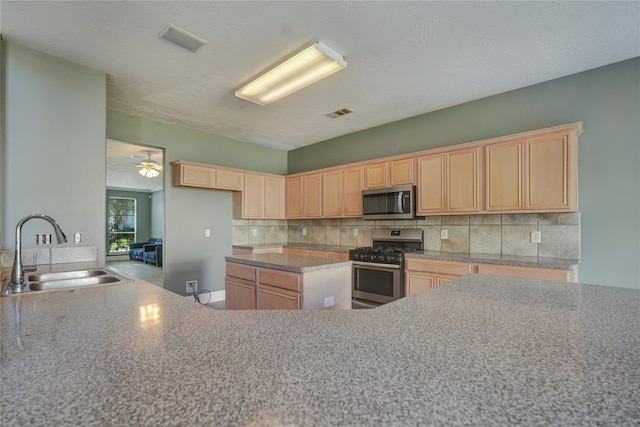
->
405, 259, 475, 296
225, 263, 257, 310
405, 257, 577, 296
476, 263, 577, 282
225, 261, 351, 310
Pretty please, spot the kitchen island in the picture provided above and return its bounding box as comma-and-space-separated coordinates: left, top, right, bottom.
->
225, 253, 352, 310
1, 274, 638, 425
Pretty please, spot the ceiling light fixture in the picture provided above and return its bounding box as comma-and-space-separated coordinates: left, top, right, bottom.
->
159, 23, 207, 52
235, 41, 346, 106
139, 167, 160, 178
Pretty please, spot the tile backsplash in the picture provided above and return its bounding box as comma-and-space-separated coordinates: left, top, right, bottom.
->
233, 213, 580, 259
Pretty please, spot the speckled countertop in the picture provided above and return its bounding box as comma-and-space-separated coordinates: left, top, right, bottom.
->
2, 274, 638, 426
406, 251, 579, 269
233, 243, 579, 269
225, 253, 351, 273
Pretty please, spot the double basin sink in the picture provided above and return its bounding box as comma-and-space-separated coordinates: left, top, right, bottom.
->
2, 267, 130, 295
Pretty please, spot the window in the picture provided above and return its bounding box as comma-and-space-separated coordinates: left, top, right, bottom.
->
108, 197, 136, 254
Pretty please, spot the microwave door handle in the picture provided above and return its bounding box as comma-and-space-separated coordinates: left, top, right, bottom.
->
398, 192, 403, 213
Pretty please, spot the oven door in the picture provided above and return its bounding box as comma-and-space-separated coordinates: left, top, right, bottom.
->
352, 261, 402, 305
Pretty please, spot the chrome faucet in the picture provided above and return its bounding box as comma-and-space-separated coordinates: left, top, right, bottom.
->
10, 214, 67, 293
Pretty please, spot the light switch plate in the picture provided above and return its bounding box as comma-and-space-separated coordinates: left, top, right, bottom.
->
441, 229, 448, 240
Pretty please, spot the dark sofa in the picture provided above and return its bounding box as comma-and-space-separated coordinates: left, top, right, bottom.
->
129, 238, 162, 266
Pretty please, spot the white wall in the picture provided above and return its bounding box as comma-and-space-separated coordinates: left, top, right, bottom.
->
1, 42, 106, 258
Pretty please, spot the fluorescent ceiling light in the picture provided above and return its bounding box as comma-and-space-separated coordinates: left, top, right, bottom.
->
235, 42, 346, 106
159, 24, 207, 52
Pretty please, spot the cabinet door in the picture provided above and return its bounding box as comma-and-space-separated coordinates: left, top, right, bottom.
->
477, 263, 576, 282
242, 174, 265, 218
265, 176, 285, 218
174, 163, 215, 188
406, 271, 435, 296
365, 162, 388, 188
323, 170, 343, 217
390, 158, 414, 185
447, 148, 480, 212
286, 176, 303, 218
526, 131, 575, 210
257, 284, 301, 310
435, 274, 459, 286
225, 278, 256, 310
486, 140, 524, 211
417, 154, 446, 214
343, 166, 364, 217
303, 172, 323, 217
215, 169, 243, 191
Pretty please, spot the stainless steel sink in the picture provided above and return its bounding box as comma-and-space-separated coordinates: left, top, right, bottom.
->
27, 269, 108, 282
2, 268, 130, 295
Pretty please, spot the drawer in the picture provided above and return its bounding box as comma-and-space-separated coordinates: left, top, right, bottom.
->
258, 269, 301, 292
226, 262, 256, 281
405, 258, 475, 276
476, 263, 576, 282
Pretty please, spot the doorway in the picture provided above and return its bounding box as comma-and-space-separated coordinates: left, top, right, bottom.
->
106, 139, 165, 287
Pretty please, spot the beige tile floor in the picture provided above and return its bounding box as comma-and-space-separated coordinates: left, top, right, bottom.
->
106, 260, 225, 309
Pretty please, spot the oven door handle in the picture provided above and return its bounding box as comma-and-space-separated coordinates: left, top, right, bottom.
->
352, 261, 401, 270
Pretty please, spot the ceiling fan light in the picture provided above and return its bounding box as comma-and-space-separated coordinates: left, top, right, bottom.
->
139, 168, 160, 178
235, 41, 346, 106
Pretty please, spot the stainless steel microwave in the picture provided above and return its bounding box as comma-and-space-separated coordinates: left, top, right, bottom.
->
362, 185, 416, 220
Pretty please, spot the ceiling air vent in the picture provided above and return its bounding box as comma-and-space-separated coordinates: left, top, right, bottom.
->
325, 108, 353, 119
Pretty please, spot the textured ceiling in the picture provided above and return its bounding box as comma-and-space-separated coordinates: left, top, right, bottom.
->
2, 1, 639, 154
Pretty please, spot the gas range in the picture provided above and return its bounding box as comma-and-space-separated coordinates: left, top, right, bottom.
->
349, 246, 417, 264
348, 228, 424, 265
349, 228, 424, 308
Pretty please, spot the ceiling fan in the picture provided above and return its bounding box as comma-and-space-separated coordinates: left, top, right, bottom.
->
132, 151, 163, 178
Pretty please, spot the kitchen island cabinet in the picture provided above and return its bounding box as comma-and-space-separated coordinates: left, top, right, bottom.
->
225, 253, 351, 310
2, 274, 637, 426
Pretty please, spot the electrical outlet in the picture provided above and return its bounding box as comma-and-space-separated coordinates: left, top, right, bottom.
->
205, 229, 210, 237
74, 232, 81, 244
186, 280, 198, 293
251, 228, 257, 236
441, 229, 448, 240
302, 227, 307, 236
324, 296, 334, 307
353, 228, 358, 237
531, 231, 541, 244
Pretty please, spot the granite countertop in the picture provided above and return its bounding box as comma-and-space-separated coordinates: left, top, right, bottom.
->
233, 243, 579, 269
233, 243, 352, 253
406, 251, 580, 269
2, 274, 638, 425
225, 253, 351, 273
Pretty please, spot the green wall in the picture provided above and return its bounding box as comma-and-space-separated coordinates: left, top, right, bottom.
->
288, 58, 640, 289
1, 42, 107, 257
107, 111, 287, 296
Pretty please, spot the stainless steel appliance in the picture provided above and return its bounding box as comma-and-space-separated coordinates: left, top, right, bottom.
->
361, 185, 416, 220
349, 228, 424, 308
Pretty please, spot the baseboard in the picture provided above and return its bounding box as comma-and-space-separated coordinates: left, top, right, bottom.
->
185, 290, 225, 304
106, 254, 130, 261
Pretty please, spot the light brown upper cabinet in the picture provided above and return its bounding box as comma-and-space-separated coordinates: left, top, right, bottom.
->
486, 127, 579, 212
233, 173, 285, 219
322, 166, 365, 218
365, 158, 414, 189
303, 172, 323, 217
285, 172, 322, 219
264, 176, 285, 218
286, 176, 303, 218
417, 147, 481, 215
343, 166, 365, 217
171, 160, 243, 191
323, 169, 343, 217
